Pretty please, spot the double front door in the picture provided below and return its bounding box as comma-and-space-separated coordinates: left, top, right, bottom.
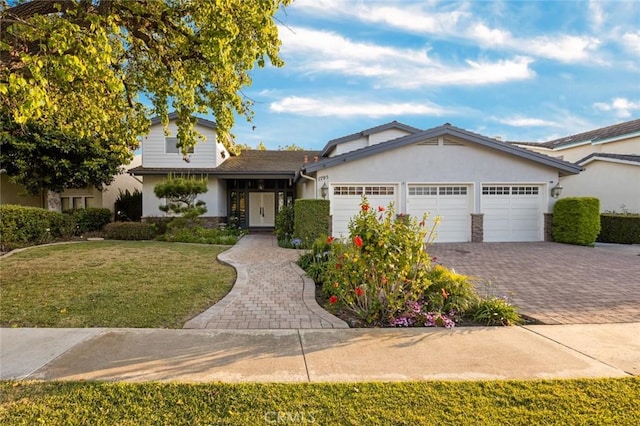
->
248, 192, 275, 227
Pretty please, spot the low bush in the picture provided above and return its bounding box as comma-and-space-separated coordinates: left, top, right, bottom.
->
467, 297, 524, 326
158, 225, 243, 245
598, 213, 640, 244
553, 197, 600, 246
293, 199, 330, 248
104, 222, 157, 240
275, 204, 295, 245
0, 205, 73, 251
69, 208, 112, 233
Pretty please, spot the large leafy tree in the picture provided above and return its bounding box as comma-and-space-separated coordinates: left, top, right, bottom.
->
0, 0, 291, 159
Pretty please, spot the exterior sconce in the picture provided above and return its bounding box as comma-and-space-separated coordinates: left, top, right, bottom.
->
321, 182, 329, 199
550, 182, 563, 198
258, 179, 264, 190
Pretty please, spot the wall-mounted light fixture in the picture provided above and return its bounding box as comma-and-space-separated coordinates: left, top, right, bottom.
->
321, 182, 329, 199
550, 182, 563, 198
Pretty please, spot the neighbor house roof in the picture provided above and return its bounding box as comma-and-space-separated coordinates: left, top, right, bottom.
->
129, 150, 320, 178
302, 123, 583, 176
150, 112, 218, 129
320, 121, 422, 156
513, 118, 640, 150
575, 152, 640, 166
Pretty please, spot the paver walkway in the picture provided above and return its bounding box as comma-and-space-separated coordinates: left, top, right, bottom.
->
429, 242, 640, 325
184, 234, 347, 329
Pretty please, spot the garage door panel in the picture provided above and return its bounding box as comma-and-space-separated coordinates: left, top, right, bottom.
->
331, 186, 397, 237
407, 185, 471, 243
482, 185, 542, 242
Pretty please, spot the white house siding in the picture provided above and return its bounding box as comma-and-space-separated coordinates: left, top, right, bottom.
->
560, 160, 640, 213
141, 121, 225, 169
331, 129, 414, 157
316, 142, 557, 242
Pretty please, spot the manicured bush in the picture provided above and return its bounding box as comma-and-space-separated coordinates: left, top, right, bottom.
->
104, 222, 157, 240
275, 204, 295, 245
293, 199, 330, 248
114, 189, 142, 221
598, 214, 640, 244
0, 205, 73, 251
552, 197, 601, 246
70, 208, 112, 233
158, 226, 243, 245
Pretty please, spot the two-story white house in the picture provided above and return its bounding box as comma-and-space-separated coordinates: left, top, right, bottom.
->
131, 114, 582, 242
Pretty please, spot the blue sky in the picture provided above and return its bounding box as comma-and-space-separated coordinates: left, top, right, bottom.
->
228, 0, 640, 150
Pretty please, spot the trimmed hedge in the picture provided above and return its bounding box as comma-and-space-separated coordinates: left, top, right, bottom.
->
0, 205, 75, 251
104, 222, 158, 240
598, 214, 640, 244
294, 199, 330, 247
552, 197, 601, 246
69, 208, 112, 233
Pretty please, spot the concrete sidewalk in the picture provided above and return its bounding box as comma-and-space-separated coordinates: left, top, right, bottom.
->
1, 324, 638, 382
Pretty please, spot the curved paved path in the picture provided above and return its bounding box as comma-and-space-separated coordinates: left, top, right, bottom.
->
184, 234, 347, 329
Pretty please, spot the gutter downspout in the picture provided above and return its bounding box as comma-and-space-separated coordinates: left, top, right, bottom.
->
298, 170, 317, 199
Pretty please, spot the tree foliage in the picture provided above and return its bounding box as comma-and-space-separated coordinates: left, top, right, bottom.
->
0, 0, 291, 157
0, 119, 133, 194
153, 175, 208, 219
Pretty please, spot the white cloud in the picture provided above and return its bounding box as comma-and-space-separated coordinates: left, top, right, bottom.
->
270, 96, 451, 118
621, 32, 640, 56
279, 26, 535, 87
588, 0, 606, 30
593, 98, 640, 118
495, 117, 562, 127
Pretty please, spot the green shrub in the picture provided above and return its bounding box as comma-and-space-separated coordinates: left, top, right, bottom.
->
275, 204, 295, 245
0, 205, 73, 251
104, 222, 157, 240
467, 297, 523, 326
158, 226, 243, 245
70, 207, 112, 233
598, 214, 640, 244
154, 175, 208, 219
293, 199, 330, 248
297, 236, 332, 282
552, 197, 601, 246
114, 189, 142, 221
144, 217, 172, 235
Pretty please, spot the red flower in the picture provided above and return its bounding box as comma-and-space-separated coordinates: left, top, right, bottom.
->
335, 263, 341, 269
353, 236, 363, 248
361, 203, 370, 212
441, 288, 449, 299
381, 276, 388, 285
378, 206, 385, 212
329, 295, 338, 304
419, 219, 426, 227
327, 236, 335, 244
355, 287, 364, 296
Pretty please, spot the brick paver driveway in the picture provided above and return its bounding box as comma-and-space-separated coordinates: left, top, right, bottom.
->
429, 242, 640, 324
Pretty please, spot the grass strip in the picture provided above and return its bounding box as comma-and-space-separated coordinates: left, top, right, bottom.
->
0, 241, 235, 328
1, 378, 638, 425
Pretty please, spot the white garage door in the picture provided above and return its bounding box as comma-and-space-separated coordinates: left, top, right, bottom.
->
482, 185, 543, 242
331, 185, 397, 237
407, 185, 472, 242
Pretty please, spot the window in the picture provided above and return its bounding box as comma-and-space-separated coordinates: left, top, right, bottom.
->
165, 137, 194, 154
333, 185, 395, 196
482, 186, 539, 195
409, 185, 467, 196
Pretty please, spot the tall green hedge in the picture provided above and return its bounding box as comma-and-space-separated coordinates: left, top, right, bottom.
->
598, 214, 640, 244
0, 205, 75, 251
552, 197, 600, 246
294, 199, 330, 246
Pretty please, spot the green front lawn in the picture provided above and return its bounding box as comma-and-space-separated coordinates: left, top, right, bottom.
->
0, 241, 235, 328
1, 378, 638, 424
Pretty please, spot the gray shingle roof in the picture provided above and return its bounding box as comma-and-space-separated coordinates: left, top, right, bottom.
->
514, 118, 640, 149
576, 152, 640, 166
321, 121, 422, 156
303, 123, 582, 176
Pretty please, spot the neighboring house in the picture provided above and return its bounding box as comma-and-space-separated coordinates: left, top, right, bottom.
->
131, 117, 581, 242
513, 119, 640, 213
0, 155, 142, 215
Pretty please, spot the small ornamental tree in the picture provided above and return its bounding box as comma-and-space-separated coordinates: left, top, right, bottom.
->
153, 175, 208, 220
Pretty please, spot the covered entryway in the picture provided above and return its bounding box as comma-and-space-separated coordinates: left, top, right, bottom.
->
481, 185, 543, 242
249, 192, 275, 227
406, 184, 472, 242
331, 184, 397, 237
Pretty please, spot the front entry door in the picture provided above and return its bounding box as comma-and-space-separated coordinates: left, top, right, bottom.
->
249, 192, 275, 227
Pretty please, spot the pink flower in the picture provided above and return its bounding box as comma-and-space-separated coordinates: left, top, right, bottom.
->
355, 287, 364, 296
353, 236, 363, 248
329, 295, 338, 304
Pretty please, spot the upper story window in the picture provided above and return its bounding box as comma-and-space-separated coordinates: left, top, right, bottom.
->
165, 137, 194, 154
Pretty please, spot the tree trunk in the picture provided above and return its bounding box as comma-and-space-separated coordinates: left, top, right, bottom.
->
47, 190, 62, 212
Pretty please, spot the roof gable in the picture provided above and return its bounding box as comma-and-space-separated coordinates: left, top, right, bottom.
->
321, 121, 422, 156
304, 123, 582, 176
576, 153, 640, 167
150, 112, 218, 130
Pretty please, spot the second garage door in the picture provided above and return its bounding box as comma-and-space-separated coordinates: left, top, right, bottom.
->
331, 185, 397, 237
482, 185, 543, 242
406, 184, 472, 242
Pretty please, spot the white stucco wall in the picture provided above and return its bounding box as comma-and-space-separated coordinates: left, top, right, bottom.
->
331, 128, 414, 157
141, 121, 227, 168
560, 160, 640, 213
314, 142, 559, 213
142, 175, 226, 218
